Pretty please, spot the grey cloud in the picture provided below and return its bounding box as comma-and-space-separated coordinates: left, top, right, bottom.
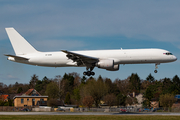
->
1, 1, 180, 47
0, 74, 20, 81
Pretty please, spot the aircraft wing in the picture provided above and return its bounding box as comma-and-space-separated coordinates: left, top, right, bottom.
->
4, 54, 29, 60
61, 50, 98, 66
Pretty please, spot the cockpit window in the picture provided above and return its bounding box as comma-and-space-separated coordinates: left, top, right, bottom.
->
164, 52, 173, 55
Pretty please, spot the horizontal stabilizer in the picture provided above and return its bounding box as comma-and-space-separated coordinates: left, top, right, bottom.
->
4, 54, 29, 60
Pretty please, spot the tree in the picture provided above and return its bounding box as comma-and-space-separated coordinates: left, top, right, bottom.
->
143, 82, 162, 107
97, 75, 103, 82
141, 80, 151, 92
63, 73, 74, 88
117, 93, 127, 106
29, 74, 39, 88
64, 92, 71, 104
142, 99, 150, 108
35, 76, 51, 95
161, 78, 173, 94
61, 73, 75, 96
143, 87, 153, 107
104, 94, 117, 108
125, 97, 137, 106
129, 73, 141, 93
0, 100, 4, 106
87, 79, 108, 107
170, 75, 180, 94
17, 87, 23, 93
69, 72, 81, 88
73, 88, 80, 105
81, 78, 108, 107
45, 82, 59, 99
172, 75, 180, 88
83, 96, 94, 108
81, 76, 87, 84
35, 80, 42, 93
105, 78, 119, 95
115, 79, 131, 95
146, 74, 155, 83
47, 99, 59, 107
159, 93, 176, 111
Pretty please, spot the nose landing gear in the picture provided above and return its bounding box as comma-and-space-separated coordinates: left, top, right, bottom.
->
154, 63, 159, 73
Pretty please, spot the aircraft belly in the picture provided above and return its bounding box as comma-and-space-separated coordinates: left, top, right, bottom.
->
28, 57, 70, 67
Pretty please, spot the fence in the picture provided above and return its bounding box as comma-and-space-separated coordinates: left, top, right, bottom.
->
1, 106, 180, 112
0, 106, 33, 112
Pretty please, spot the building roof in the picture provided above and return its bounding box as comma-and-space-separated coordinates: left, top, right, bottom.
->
13, 89, 48, 99
24, 89, 41, 96
0, 95, 8, 101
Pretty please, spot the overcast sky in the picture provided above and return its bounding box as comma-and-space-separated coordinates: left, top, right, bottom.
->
0, 0, 180, 85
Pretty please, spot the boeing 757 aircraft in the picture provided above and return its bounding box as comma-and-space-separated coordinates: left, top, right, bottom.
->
4, 28, 177, 76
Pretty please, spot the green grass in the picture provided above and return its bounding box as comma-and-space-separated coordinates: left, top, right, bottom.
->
0, 115, 180, 120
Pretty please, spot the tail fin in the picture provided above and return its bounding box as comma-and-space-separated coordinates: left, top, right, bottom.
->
5, 28, 38, 55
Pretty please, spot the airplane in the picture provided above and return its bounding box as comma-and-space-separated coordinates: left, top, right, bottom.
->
4, 28, 177, 76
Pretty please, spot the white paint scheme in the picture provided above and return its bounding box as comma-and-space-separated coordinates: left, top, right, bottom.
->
5, 28, 177, 74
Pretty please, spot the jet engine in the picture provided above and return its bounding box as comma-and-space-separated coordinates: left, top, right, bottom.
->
106, 64, 119, 71
96, 59, 119, 71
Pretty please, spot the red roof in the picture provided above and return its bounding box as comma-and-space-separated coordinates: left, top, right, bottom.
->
25, 89, 34, 95
0, 95, 8, 101
24, 89, 41, 96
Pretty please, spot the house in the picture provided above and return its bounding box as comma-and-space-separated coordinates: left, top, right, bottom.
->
0, 95, 8, 102
13, 89, 48, 107
150, 98, 159, 108
127, 92, 143, 108
172, 95, 180, 108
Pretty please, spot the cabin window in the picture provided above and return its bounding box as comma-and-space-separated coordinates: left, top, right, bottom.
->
164, 52, 173, 55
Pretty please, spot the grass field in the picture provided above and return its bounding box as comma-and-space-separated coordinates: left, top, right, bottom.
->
0, 115, 180, 120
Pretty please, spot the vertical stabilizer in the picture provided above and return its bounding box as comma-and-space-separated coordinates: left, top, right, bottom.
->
5, 28, 37, 55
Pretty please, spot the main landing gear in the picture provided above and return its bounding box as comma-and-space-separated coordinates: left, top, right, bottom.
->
83, 71, 95, 76
154, 63, 159, 73
83, 66, 95, 76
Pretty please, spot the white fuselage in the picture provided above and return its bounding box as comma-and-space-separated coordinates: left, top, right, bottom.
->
8, 48, 177, 67
5, 28, 177, 74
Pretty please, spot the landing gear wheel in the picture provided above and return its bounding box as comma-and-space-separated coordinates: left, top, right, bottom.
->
154, 63, 159, 74
83, 72, 87, 76
154, 70, 158, 73
87, 71, 91, 76
91, 72, 95, 76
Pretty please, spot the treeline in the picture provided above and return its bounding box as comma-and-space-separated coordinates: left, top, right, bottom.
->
0, 73, 180, 108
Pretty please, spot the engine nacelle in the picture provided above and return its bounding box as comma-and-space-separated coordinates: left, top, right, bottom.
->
96, 59, 119, 71
106, 64, 119, 71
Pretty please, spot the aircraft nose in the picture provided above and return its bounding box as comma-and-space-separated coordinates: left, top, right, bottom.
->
173, 55, 177, 61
